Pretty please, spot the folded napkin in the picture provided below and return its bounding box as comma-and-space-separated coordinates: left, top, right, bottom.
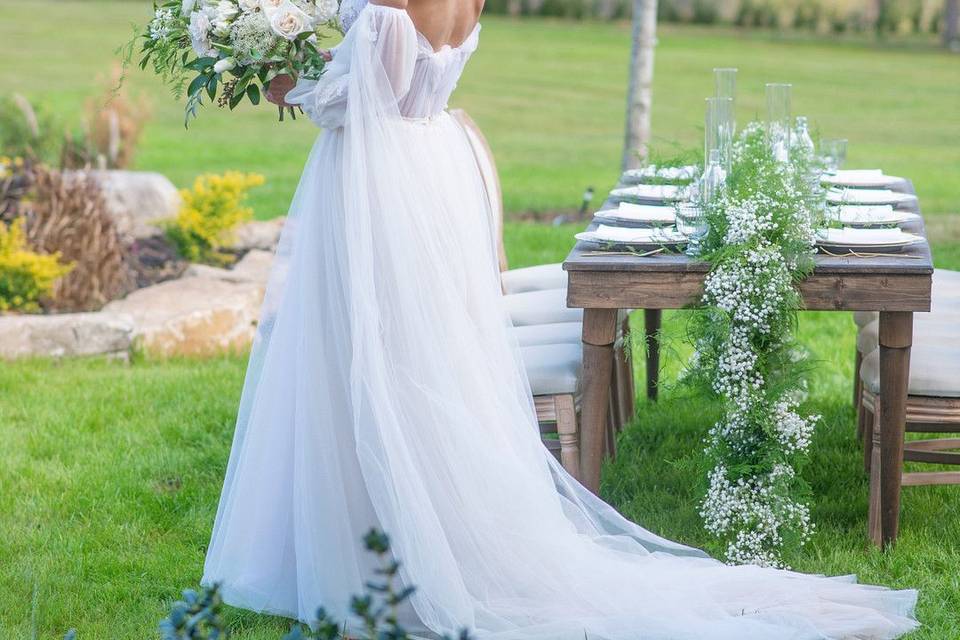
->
816, 227, 921, 246
596, 202, 676, 224
826, 188, 915, 206
593, 224, 685, 243
822, 169, 902, 189
826, 204, 896, 225
610, 184, 686, 202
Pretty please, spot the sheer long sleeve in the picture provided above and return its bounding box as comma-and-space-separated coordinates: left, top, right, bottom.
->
286, 6, 418, 129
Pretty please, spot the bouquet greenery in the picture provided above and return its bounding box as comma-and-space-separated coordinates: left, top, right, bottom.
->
135, 0, 339, 125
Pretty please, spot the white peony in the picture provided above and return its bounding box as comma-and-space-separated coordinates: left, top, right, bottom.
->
188, 9, 218, 56
269, 1, 314, 40
213, 57, 237, 73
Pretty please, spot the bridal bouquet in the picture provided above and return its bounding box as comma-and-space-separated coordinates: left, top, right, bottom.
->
137, 0, 339, 124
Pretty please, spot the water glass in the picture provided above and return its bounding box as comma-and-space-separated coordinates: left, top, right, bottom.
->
765, 83, 792, 162
676, 202, 708, 257
820, 138, 847, 174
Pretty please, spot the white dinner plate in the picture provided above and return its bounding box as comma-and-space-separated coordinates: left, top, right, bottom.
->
821, 169, 905, 189
826, 188, 917, 207
620, 164, 698, 185
825, 205, 919, 227
815, 227, 924, 254
594, 202, 676, 227
609, 184, 687, 204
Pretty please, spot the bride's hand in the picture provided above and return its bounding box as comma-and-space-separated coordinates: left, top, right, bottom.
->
266, 74, 297, 107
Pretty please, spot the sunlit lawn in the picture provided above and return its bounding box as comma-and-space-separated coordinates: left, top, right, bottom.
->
1, 1, 959, 638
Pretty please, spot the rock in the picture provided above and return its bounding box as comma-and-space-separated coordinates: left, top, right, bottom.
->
0, 312, 134, 360
230, 249, 274, 283
183, 250, 274, 285
103, 276, 265, 357
230, 217, 285, 252
183, 263, 237, 281
90, 170, 181, 239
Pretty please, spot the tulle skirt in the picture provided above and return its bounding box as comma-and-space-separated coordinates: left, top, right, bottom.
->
201, 111, 918, 639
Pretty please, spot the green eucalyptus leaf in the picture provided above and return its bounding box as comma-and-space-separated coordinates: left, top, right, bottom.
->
187, 73, 208, 98
206, 74, 218, 100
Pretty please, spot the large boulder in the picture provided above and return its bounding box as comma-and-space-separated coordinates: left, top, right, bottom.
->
91, 170, 181, 239
103, 276, 264, 357
230, 217, 285, 252
183, 249, 274, 285
0, 312, 134, 360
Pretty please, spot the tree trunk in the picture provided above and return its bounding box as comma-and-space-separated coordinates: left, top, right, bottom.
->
944, 0, 960, 49
622, 0, 659, 170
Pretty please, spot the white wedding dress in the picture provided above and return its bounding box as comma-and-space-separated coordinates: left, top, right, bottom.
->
202, 4, 919, 638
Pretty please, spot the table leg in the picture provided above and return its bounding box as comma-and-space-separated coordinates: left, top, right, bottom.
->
878, 310, 913, 547
644, 309, 661, 401
579, 308, 619, 494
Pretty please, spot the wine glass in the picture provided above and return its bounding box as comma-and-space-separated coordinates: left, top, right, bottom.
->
820, 138, 848, 174
676, 202, 708, 257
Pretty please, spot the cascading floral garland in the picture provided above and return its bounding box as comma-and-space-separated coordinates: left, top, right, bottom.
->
689, 122, 823, 568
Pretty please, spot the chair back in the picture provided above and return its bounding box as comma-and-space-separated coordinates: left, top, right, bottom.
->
450, 109, 509, 273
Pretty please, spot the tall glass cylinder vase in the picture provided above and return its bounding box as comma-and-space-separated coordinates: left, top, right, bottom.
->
713, 67, 737, 128
705, 97, 734, 175
765, 83, 792, 163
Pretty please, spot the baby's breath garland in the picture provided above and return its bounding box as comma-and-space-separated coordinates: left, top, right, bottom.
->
689, 122, 823, 568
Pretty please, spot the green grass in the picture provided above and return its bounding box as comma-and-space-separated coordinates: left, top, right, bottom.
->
1, 2, 958, 220
2, 1, 960, 638
1, 231, 959, 639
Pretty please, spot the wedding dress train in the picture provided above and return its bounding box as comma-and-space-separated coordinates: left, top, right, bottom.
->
202, 4, 918, 638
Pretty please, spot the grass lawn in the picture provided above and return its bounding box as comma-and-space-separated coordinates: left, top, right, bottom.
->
2, 1, 960, 638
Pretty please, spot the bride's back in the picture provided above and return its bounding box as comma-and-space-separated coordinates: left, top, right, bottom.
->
395, 0, 484, 51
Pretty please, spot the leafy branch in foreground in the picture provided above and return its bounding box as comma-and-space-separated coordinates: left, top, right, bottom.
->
151, 529, 473, 640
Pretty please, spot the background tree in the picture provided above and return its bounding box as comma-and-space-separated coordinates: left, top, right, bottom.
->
622, 0, 659, 170
944, 0, 960, 50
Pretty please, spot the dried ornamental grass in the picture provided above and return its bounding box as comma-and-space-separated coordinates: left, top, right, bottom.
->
25, 168, 134, 311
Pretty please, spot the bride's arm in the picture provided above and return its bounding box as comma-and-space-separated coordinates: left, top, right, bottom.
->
282, 3, 418, 127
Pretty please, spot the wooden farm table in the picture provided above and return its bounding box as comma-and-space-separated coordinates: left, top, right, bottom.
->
563, 185, 933, 546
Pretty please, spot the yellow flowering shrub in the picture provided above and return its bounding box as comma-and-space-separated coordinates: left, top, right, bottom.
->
165, 172, 265, 265
0, 219, 74, 312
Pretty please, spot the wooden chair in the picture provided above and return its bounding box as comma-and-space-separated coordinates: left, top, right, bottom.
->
451, 109, 628, 478
853, 270, 960, 543
860, 343, 960, 544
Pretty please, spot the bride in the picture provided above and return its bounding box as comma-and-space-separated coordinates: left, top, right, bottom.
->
201, 0, 918, 637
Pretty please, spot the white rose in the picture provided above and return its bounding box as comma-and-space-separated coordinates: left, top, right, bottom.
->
269, 2, 313, 40
213, 57, 237, 73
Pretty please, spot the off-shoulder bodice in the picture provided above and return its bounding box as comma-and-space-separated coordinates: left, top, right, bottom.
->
287, 4, 480, 126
